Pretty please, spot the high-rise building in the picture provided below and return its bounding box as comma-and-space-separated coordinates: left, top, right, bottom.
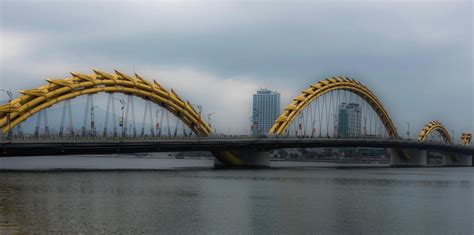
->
252, 89, 280, 136
338, 103, 361, 137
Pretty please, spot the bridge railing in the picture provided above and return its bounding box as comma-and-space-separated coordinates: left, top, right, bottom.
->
0, 133, 470, 147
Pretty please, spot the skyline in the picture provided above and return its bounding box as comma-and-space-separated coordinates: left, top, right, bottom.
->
1, 0, 472, 135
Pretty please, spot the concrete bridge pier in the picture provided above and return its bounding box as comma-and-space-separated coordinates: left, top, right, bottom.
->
443, 154, 472, 167
390, 149, 427, 167
213, 150, 271, 168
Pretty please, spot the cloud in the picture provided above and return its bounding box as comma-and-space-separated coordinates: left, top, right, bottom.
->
136, 66, 289, 133
1, 31, 36, 61
130, 66, 295, 134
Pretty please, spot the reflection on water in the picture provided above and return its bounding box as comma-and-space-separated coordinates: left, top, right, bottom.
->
0, 160, 473, 234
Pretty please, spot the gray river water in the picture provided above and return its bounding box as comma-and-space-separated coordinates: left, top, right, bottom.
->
0, 157, 473, 234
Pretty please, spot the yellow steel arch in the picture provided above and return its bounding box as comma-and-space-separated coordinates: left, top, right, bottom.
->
0, 70, 212, 136
269, 76, 399, 138
460, 133, 472, 146
418, 120, 453, 143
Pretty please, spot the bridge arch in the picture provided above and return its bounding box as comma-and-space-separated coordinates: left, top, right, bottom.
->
461, 133, 472, 146
0, 70, 212, 136
418, 120, 452, 143
269, 76, 399, 138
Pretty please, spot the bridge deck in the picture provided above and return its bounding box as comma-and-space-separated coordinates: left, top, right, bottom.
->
1, 138, 473, 157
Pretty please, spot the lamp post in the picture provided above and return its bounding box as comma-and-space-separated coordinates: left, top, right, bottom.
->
155, 108, 164, 137
312, 119, 319, 138
90, 105, 99, 137
111, 97, 125, 138
119, 99, 126, 138
0, 89, 13, 142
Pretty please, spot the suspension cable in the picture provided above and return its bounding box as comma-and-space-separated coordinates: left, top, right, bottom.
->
59, 101, 67, 137
159, 107, 165, 137
166, 111, 171, 137
141, 100, 149, 137
82, 95, 91, 136
111, 94, 117, 137
149, 101, 155, 137
130, 96, 137, 137
104, 93, 112, 137
34, 110, 42, 137
43, 108, 50, 136
67, 100, 74, 136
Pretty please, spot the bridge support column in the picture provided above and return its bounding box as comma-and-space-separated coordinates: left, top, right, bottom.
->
444, 154, 472, 167
390, 149, 426, 167
213, 150, 271, 168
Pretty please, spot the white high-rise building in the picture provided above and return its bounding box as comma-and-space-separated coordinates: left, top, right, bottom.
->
338, 103, 361, 137
252, 89, 280, 136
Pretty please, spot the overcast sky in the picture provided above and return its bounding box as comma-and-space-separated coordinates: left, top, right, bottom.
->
1, 0, 473, 136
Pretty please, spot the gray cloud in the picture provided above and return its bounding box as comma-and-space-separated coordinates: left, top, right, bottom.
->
1, 0, 472, 136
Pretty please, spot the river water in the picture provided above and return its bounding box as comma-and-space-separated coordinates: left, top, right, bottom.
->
0, 156, 473, 234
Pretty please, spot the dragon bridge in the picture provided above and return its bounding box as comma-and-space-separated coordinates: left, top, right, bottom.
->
0, 70, 212, 136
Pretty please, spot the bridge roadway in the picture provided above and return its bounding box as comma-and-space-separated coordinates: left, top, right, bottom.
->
1, 137, 473, 157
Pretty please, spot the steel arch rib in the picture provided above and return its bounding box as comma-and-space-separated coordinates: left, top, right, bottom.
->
460, 133, 472, 146
418, 120, 452, 143
269, 76, 399, 138
0, 70, 212, 136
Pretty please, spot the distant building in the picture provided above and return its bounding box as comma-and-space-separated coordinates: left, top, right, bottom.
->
338, 103, 361, 137
252, 89, 280, 136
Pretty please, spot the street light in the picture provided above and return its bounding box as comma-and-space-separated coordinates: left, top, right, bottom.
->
112, 98, 127, 138
155, 108, 164, 137
312, 119, 320, 138
118, 99, 126, 138
110, 97, 126, 138
90, 105, 99, 137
